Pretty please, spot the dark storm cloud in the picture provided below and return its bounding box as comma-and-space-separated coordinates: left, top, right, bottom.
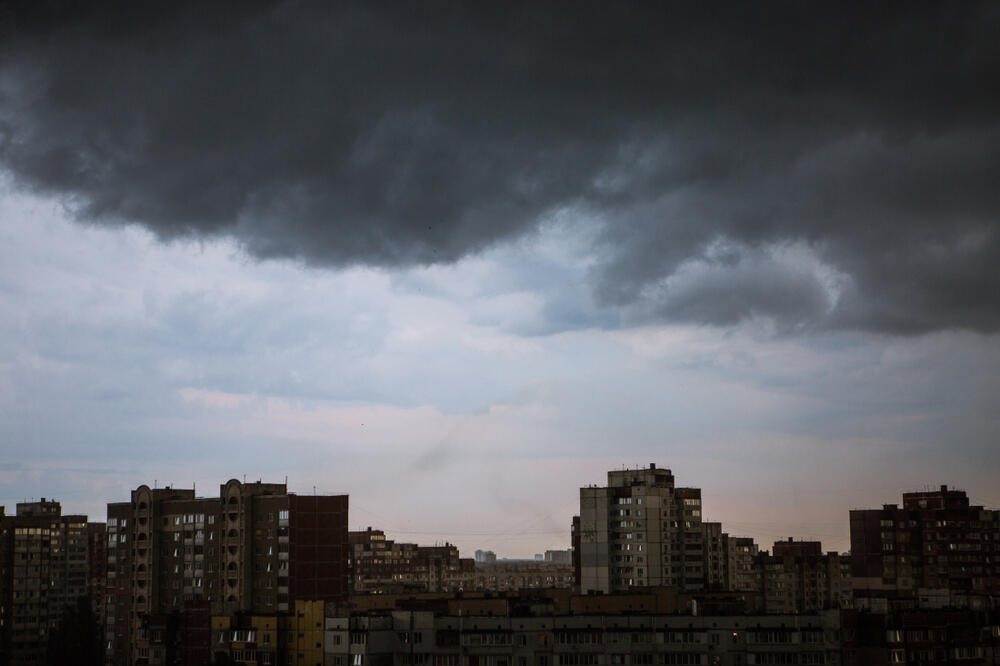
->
1, 1, 998, 333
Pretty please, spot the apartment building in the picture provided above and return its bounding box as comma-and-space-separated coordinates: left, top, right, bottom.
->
475, 550, 498, 564
349, 528, 475, 594
472, 561, 574, 592
209, 599, 326, 666
850, 486, 1000, 609
855, 608, 1000, 666
88, 521, 108, 624
577, 464, 706, 593
724, 536, 759, 593
544, 550, 573, 565
0, 499, 95, 666
105, 479, 348, 666
757, 540, 851, 614
324, 606, 846, 666
701, 523, 726, 589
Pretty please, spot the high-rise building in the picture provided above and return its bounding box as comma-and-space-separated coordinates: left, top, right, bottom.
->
850, 485, 1000, 609
757, 539, 850, 614
104, 479, 348, 666
474, 549, 497, 564
0, 499, 95, 666
702, 522, 726, 589
577, 464, 705, 593
87, 521, 107, 624
724, 536, 759, 592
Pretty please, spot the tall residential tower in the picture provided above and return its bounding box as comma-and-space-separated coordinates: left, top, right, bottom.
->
105, 479, 348, 666
577, 464, 705, 593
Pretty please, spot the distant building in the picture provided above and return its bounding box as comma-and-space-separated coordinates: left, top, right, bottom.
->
0, 499, 96, 666
474, 549, 497, 564
702, 522, 726, 589
577, 464, 705, 593
544, 549, 572, 565
757, 538, 851, 613
723, 536, 759, 592
104, 479, 348, 666
850, 485, 1000, 609
472, 560, 574, 592
349, 527, 474, 594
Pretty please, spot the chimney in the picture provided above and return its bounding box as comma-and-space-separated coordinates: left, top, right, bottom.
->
940, 485, 948, 492
649, 463, 656, 470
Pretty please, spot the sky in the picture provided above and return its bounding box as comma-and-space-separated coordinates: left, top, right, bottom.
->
1, 2, 999, 557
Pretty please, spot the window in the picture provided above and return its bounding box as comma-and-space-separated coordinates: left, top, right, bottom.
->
279, 510, 289, 520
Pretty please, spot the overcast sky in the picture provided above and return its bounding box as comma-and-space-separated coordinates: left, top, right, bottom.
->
1, 2, 998, 556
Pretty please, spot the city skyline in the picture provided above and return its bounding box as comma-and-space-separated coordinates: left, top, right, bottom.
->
2, 3, 999, 561
2, 468, 996, 560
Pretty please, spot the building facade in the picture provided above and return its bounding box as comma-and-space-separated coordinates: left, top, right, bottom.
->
105, 479, 348, 666
472, 561, 574, 593
324, 607, 846, 666
724, 537, 759, 593
577, 464, 706, 593
0, 499, 94, 666
758, 540, 851, 614
850, 486, 1000, 609
349, 528, 475, 594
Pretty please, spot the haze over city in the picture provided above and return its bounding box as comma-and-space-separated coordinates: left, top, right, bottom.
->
1, 2, 999, 559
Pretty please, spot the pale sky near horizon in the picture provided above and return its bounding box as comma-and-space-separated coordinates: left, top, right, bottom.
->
1, 2, 999, 557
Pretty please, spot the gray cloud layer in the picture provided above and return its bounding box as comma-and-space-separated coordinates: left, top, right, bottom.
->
2, 2, 998, 333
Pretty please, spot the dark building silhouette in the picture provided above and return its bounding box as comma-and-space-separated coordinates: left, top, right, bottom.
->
757, 538, 851, 614
0, 499, 95, 666
850, 485, 1000, 610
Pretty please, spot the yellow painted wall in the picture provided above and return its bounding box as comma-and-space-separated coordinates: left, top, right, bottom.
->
283, 600, 325, 666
